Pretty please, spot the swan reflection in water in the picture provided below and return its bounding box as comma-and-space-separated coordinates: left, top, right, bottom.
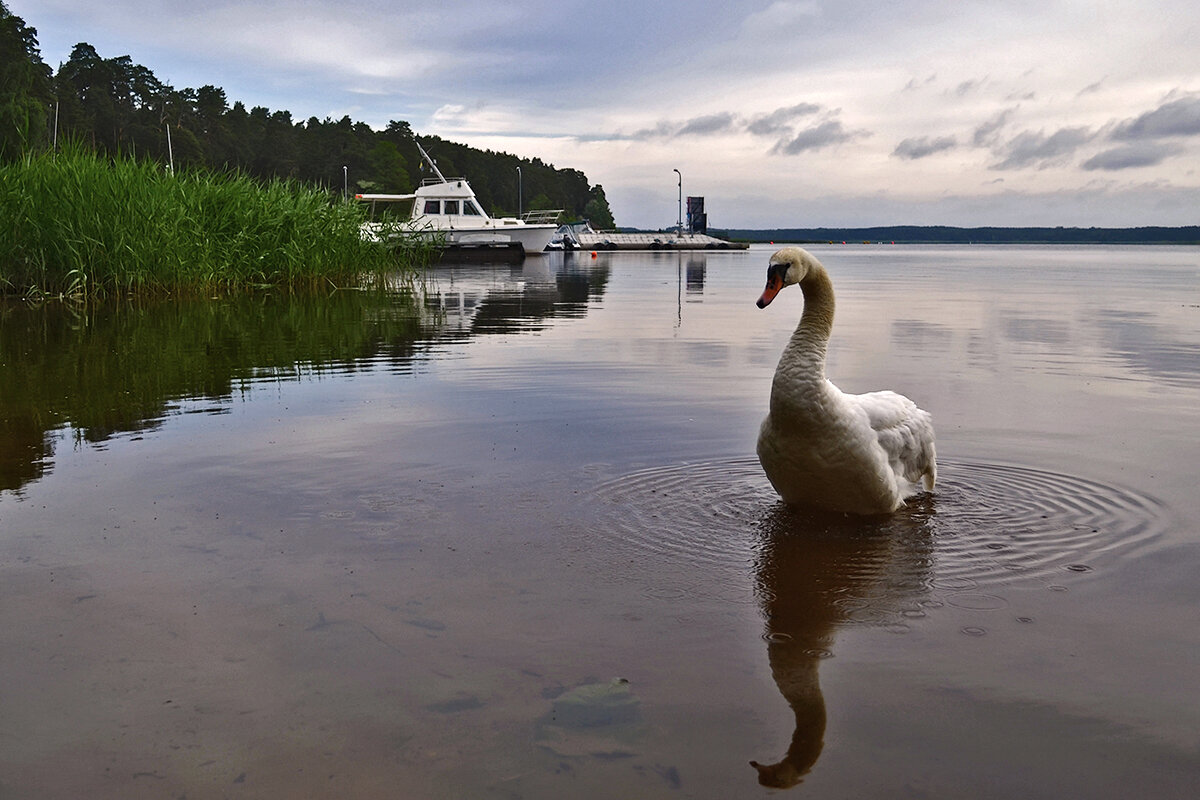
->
750, 497, 936, 788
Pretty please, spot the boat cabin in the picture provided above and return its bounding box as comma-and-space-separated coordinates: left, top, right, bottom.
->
357, 179, 526, 230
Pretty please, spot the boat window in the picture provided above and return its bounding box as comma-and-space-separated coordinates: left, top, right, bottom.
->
443, 200, 460, 215
463, 201, 482, 216
423, 200, 440, 214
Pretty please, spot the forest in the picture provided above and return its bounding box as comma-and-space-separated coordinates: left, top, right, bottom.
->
0, 2, 616, 228
725, 225, 1200, 245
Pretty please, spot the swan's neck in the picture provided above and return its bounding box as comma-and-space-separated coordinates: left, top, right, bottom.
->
774, 266, 835, 395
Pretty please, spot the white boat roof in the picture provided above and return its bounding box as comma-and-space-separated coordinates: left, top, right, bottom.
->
357, 179, 479, 204
356, 193, 416, 202
415, 180, 477, 198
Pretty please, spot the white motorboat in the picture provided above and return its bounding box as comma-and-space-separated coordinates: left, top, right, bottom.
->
358, 141, 558, 256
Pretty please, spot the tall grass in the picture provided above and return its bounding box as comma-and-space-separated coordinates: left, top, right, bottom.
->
0, 147, 433, 298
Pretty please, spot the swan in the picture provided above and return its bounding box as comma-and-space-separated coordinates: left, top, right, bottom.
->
755, 247, 936, 515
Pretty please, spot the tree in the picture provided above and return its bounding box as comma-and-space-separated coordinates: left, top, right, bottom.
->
365, 140, 411, 193
24, 36, 612, 218
584, 185, 616, 229
56, 43, 119, 151
54, 43, 174, 159
187, 84, 242, 166
527, 192, 554, 211
0, 1, 53, 160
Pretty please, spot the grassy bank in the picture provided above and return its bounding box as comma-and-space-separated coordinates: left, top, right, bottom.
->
0, 148, 431, 298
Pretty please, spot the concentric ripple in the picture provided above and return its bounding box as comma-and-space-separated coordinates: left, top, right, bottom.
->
589, 460, 774, 571
920, 460, 1167, 585
585, 457, 1169, 609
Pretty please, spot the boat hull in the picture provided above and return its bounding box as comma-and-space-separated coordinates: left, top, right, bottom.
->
364, 222, 557, 255
445, 225, 556, 253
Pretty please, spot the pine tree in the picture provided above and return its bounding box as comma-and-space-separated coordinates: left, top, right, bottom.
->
0, 1, 53, 161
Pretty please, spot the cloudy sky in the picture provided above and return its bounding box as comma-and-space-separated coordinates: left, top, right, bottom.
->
15, 0, 1200, 228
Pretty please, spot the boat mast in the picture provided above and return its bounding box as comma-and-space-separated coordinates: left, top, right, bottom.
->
415, 139, 448, 184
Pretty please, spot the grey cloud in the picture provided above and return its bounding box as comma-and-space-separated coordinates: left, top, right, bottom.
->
631, 120, 680, 139
629, 103, 823, 143
903, 74, 937, 92
990, 126, 1094, 169
675, 112, 738, 136
1082, 142, 1183, 170
973, 108, 1014, 146
773, 120, 866, 155
747, 103, 821, 136
1110, 95, 1200, 141
892, 135, 957, 160
954, 79, 983, 97
632, 111, 737, 140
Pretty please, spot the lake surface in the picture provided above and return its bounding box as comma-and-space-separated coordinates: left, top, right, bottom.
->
2, 244, 1198, 798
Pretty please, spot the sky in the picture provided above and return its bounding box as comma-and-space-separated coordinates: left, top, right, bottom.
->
13, 0, 1200, 229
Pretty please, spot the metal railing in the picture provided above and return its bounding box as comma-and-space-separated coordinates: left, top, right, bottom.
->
521, 209, 563, 224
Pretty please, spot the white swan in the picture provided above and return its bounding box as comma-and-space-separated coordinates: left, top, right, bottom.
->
756, 247, 936, 515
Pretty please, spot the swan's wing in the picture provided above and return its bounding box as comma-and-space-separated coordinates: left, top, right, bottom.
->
854, 390, 937, 490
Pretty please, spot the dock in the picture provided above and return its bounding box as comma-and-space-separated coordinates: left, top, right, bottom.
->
557, 230, 747, 251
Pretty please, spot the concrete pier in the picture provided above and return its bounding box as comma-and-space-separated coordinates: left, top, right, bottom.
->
568, 231, 747, 251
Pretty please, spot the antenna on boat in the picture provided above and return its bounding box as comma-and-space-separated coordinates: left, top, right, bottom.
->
414, 139, 448, 184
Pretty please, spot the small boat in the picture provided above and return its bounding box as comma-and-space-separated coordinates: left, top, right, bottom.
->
358, 141, 558, 256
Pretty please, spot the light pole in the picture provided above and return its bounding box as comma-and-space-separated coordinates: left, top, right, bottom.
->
516, 165, 522, 218
673, 168, 682, 233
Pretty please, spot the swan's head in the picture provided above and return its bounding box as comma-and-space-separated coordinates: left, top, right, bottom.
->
756, 247, 816, 308
750, 758, 806, 789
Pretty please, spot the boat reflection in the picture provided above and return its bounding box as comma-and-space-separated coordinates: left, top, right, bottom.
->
424, 255, 610, 335
750, 498, 936, 787
0, 256, 610, 496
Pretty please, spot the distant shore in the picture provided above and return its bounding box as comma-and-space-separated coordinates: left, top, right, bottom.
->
719, 226, 1200, 245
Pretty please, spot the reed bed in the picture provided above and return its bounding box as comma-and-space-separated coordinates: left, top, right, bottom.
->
0, 148, 431, 298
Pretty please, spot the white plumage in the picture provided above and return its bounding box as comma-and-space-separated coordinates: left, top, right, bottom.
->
756, 247, 936, 514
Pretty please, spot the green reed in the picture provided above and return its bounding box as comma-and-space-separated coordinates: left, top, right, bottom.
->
0, 147, 432, 298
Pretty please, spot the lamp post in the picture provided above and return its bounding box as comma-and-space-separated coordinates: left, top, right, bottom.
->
517, 165, 522, 218
673, 168, 682, 234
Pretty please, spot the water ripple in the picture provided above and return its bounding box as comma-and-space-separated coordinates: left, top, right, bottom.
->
585, 457, 1169, 610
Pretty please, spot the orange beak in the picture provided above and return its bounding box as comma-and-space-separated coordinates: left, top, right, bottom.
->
757, 274, 783, 308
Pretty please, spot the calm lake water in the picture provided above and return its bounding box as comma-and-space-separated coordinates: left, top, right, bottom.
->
2, 244, 1198, 798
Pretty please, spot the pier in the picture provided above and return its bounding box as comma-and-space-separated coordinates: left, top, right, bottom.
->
557, 229, 747, 251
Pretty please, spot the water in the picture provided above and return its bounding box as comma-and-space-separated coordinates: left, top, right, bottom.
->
1, 245, 1198, 798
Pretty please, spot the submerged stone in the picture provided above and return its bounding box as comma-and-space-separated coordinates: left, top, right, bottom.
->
551, 678, 640, 728
537, 678, 645, 758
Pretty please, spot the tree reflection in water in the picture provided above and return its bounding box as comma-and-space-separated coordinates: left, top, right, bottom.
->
0, 260, 611, 496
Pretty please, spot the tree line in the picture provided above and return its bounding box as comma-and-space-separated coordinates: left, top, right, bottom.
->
725, 226, 1200, 245
0, 2, 616, 227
